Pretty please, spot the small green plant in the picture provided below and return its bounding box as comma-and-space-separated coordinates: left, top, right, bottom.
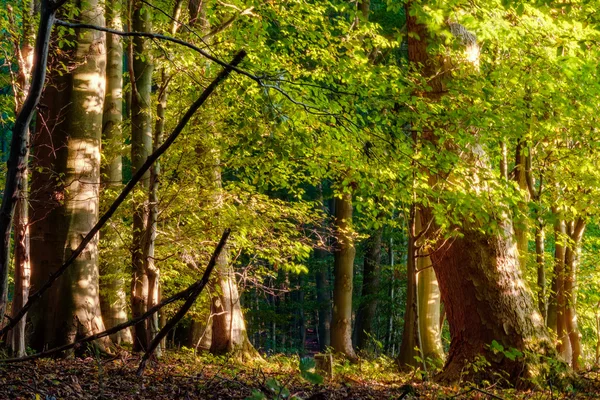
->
245, 357, 323, 400
489, 340, 523, 361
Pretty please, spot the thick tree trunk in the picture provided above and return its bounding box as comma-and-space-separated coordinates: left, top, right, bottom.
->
406, 1, 555, 385
30, 0, 111, 353
130, 0, 153, 352
330, 190, 357, 360
209, 248, 258, 360
427, 219, 553, 384
397, 211, 420, 369
99, 0, 132, 345
355, 227, 382, 350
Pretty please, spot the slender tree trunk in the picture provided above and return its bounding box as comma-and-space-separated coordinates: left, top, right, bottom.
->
30, 0, 111, 353
415, 212, 444, 366
513, 141, 530, 271
8, 0, 34, 356
386, 236, 395, 355
330, 190, 357, 360
564, 219, 585, 370
355, 227, 382, 351
130, 0, 153, 352
547, 217, 571, 362
315, 188, 331, 351
99, 0, 132, 345
398, 209, 420, 369
535, 220, 546, 322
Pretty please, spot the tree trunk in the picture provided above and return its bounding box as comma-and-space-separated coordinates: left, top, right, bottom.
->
99, 0, 132, 345
30, 0, 111, 353
535, 220, 546, 322
415, 212, 444, 366
546, 217, 571, 362
355, 227, 382, 351
385, 236, 396, 356
564, 219, 585, 370
330, 190, 357, 360
8, 0, 34, 356
513, 140, 530, 272
397, 210, 420, 369
406, 1, 555, 384
130, 0, 153, 352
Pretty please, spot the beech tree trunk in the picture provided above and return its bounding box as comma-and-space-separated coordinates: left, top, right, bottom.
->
513, 141, 530, 271
406, 1, 555, 384
30, 0, 111, 353
330, 190, 357, 360
130, 0, 153, 352
564, 219, 585, 370
415, 212, 444, 366
397, 210, 420, 369
354, 227, 382, 350
99, 0, 132, 345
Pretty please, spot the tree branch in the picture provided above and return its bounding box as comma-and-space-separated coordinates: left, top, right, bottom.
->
0, 50, 247, 339
0, 229, 230, 363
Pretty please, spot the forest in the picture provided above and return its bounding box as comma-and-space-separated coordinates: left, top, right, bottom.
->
0, 0, 599, 398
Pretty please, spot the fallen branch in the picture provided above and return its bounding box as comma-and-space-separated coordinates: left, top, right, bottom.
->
0, 50, 246, 339
0, 229, 230, 363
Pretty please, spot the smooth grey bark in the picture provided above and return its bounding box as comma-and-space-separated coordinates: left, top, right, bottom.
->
130, 0, 154, 352
99, 0, 132, 345
30, 0, 111, 353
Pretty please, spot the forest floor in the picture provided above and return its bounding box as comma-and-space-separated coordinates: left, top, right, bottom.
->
0, 350, 600, 399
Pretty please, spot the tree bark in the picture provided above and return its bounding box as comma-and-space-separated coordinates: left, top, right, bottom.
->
406, 1, 556, 385
99, 0, 132, 345
30, 0, 111, 353
415, 212, 444, 366
330, 190, 357, 360
8, 0, 35, 356
397, 209, 420, 369
513, 140, 530, 272
130, 0, 153, 352
564, 219, 585, 370
355, 227, 382, 351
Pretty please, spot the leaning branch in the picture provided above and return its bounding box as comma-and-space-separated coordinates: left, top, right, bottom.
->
0, 229, 230, 363
0, 0, 64, 326
136, 229, 230, 376
0, 50, 247, 339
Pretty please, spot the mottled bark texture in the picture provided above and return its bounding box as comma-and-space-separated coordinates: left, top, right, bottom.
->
130, 0, 153, 352
30, 0, 111, 353
397, 210, 420, 369
99, 0, 132, 345
331, 191, 357, 360
415, 212, 444, 366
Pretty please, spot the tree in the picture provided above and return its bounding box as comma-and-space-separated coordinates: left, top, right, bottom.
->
99, 0, 132, 345
129, 0, 154, 352
330, 189, 357, 360
405, 1, 556, 384
29, 0, 111, 352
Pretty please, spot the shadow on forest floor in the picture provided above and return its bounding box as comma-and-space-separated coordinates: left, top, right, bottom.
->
0, 350, 600, 399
